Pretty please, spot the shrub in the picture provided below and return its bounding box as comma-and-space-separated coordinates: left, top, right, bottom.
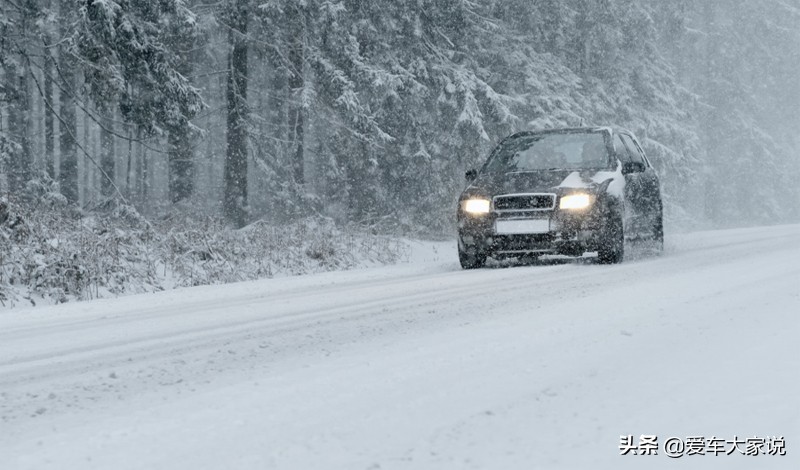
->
0, 198, 408, 308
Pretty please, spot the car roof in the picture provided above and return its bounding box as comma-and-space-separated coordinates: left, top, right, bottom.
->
505, 126, 634, 139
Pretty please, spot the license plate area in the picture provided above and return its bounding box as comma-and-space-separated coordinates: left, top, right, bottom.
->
495, 218, 550, 235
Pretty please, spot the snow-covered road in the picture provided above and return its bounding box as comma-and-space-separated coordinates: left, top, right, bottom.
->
2, 225, 799, 470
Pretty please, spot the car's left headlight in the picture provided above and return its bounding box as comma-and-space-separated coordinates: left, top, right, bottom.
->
559, 193, 592, 210
462, 198, 491, 214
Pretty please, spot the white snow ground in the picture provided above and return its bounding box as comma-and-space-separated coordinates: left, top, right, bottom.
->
1, 225, 798, 470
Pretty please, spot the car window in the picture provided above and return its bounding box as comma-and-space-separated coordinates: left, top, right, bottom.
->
614, 134, 632, 163
618, 134, 644, 164
484, 132, 609, 172
628, 136, 651, 167
619, 134, 645, 165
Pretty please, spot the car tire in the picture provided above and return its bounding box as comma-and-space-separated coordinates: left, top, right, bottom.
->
652, 212, 664, 253
458, 247, 487, 269
596, 214, 624, 264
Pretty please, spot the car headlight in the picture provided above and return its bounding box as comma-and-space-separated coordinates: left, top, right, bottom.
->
462, 198, 491, 215
559, 193, 592, 210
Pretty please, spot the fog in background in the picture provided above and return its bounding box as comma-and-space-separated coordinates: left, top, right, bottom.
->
1, 0, 799, 234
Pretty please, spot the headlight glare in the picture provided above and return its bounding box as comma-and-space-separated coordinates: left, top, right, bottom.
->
559, 193, 592, 210
463, 198, 491, 214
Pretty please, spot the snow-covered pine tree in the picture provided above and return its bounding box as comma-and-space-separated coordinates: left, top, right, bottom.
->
77, 0, 204, 204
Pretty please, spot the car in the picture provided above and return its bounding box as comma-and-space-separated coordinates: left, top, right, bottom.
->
456, 127, 663, 269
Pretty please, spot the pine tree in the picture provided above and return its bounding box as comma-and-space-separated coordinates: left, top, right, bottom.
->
78, 0, 204, 203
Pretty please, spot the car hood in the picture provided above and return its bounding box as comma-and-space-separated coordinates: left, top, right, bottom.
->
467, 169, 616, 196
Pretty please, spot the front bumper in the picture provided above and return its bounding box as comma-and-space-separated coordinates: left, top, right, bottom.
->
457, 209, 603, 258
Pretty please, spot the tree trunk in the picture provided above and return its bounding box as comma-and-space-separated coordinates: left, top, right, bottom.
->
134, 130, 143, 206
100, 112, 115, 198
168, 123, 193, 203
223, 0, 249, 228
125, 128, 133, 199
287, 4, 305, 186
4, 3, 34, 196
21, 64, 31, 184
6, 63, 31, 194
168, 27, 196, 204
43, 37, 56, 180
83, 104, 90, 205
141, 140, 149, 207
58, 0, 79, 204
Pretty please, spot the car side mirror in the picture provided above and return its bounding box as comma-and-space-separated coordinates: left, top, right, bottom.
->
621, 161, 645, 174
465, 169, 478, 182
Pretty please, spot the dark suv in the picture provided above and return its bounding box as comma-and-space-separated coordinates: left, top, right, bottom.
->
457, 127, 663, 268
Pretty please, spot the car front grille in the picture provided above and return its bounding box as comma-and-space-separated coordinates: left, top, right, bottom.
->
494, 193, 556, 211
492, 233, 555, 252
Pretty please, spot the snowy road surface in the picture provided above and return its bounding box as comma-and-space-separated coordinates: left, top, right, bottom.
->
2, 225, 799, 469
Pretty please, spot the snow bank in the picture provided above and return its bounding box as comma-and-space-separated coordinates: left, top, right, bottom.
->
0, 200, 410, 309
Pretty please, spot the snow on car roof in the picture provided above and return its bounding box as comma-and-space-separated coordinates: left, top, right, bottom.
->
507, 126, 632, 138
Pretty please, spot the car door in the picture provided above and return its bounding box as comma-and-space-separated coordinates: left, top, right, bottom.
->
626, 134, 662, 232
617, 133, 649, 237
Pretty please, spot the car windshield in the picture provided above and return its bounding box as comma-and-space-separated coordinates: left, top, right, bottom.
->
483, 132, 609, 172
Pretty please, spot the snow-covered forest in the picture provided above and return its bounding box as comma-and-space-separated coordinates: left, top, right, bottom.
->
1, 0, 799, 305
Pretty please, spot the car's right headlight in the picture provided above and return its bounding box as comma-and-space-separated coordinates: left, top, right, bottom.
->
559, 193, 593, 210
462, 198, 491, 215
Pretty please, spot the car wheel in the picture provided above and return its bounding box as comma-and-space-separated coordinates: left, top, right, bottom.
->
458, 247, 487, 269
596, 214, 624, 264
652, 212, 664, 253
